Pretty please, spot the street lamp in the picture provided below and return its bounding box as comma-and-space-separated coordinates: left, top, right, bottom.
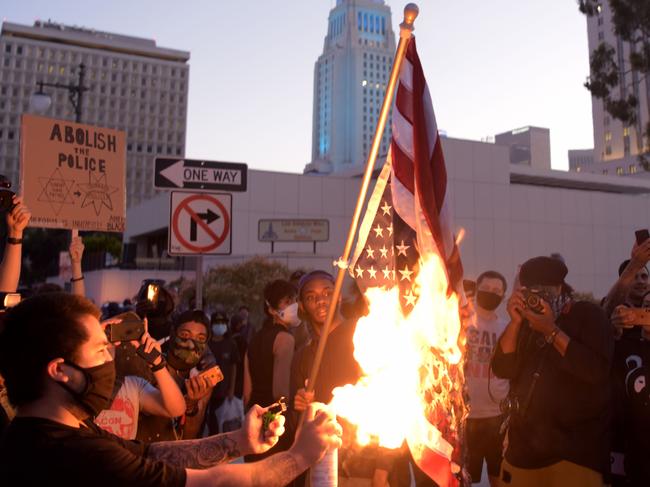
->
28, 63, 89, 122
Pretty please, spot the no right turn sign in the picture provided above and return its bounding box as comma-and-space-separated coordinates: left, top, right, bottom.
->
168, 191, 232, 255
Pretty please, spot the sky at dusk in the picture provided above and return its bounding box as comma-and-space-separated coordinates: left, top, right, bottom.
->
5, 0, 594, 172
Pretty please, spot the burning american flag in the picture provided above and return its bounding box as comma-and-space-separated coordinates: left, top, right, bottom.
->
330, 38, 467, 486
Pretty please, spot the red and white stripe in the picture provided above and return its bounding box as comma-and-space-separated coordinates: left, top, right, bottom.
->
389, 37, 463, 487
390, 38, 463, 297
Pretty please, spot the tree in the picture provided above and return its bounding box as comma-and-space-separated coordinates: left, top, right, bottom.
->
579, 0, 650, 167
175, 257, 293, 326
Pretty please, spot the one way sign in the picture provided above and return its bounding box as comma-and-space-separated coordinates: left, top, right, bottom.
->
155, 158, 247, 192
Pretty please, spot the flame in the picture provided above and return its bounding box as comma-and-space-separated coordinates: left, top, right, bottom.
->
331, 254, 466, 464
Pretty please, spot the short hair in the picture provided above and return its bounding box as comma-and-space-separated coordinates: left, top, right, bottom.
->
238, 305, 250, 313
0, 293, 100, 407
619, 259, 649, 277
174, 309, 210, 330
476, 270, 507, 293
264, 279, 297, 316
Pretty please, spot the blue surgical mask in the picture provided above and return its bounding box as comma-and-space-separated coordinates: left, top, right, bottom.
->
212, 323, 228, 336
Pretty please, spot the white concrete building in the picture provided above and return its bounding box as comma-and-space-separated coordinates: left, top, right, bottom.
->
494, 126, 551, 170
109, 136, 650, 307
0, 20, 190, 206
585, 2, 649, 164
569, 148, 595, 172
306, 0, 396, 175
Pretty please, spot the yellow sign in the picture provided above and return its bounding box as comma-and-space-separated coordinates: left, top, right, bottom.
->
20, 114, 126, 232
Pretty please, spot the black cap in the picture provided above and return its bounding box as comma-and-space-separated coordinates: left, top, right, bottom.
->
210, 310, 229, 324
520, 256, 568, 287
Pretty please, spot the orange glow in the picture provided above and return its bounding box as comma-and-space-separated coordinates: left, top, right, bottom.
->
331, 254, 465, 469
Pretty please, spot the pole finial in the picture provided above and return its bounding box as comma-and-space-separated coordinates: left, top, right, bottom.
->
400, 3, 419, 38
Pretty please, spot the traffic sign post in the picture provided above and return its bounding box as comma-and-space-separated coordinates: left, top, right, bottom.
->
168, 191, 232, 256
155, 158, 247, 192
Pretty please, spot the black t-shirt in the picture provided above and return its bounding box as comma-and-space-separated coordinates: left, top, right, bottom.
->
491, 301, 614, 474
290, 319, 361, 405
611, 331, 650, 484
208, 337, 240, 401
0, 417, 186, 487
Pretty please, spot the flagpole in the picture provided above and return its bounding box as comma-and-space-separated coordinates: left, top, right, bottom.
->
303, 3, 419, 415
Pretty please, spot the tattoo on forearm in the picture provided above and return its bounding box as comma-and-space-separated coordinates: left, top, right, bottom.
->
147, 433, 241, 469
250, 452, 305, 487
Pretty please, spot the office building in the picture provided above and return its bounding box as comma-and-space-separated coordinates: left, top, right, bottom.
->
0, 20, 190, 206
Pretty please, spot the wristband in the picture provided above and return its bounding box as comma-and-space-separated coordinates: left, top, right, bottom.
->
6, 237, 22, 245
545, 326, 561, 345
70, 276, 84, 283
150, 358, 167, 373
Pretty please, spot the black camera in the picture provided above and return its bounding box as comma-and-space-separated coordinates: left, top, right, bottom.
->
0, 175, 16, 212
521, 288, 545, 314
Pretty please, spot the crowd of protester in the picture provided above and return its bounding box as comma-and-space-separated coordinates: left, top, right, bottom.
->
1, 194, 650, 486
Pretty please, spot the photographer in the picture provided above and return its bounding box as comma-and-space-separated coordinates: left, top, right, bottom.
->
138, 309, 216, 442
491, 257, 613, 486
603, 239, 650, 320
607, 250, 650, 485
0, 292, 343, 487
95, 320, 186, 440
0, 195, 31, 293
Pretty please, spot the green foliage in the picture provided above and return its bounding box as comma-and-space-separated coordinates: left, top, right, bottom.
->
82, 232, 122, 259
178, 257, 293, 325
21, 228, 69, 285
579, 0, 650, 165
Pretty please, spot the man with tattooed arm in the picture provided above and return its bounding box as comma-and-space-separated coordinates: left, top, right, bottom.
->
0, 293, 342, 487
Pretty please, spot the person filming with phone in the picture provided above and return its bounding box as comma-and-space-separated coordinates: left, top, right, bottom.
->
94, 314, 186, 440
0, 292, 343, 487
491, 256, 613, 486
605, 230, 650, 486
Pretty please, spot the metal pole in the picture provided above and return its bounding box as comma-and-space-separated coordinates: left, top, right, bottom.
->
195, 255, 203, 310
75, 63, 85, 123
302, 3, 419, 408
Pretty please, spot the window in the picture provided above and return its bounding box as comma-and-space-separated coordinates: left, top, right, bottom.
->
604, 131, 612, 141
4, 44, 10, 53
598, 16, 603, 26
616, 166, 624, 176
576, 166, 581, 172
630, 165, 638, 174
605, 145, 612, 155
598, 31, 604, 41
16, 46, 22, 55
603, 169, 608, 175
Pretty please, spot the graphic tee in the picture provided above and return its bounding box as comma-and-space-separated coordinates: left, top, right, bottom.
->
95, 375, 156, 440
465, 314, 509, 418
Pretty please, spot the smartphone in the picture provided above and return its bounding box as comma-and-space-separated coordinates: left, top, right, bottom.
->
188, 365, 224, 388
146, 283, 160, 305
629, 308, 650, 326
107, 311, 145, 343
636, 229, 650, 246
0, 293, 20, 310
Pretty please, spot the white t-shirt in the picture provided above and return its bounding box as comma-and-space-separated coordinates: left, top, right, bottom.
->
465, 314, 510, 419
95, 375, 156, 440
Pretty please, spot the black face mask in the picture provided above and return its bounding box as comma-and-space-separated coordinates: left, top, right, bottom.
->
58, 360, 116, 418
476, 291, 503, 311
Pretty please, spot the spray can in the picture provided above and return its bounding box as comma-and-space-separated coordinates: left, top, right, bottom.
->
310, 448, 338, 487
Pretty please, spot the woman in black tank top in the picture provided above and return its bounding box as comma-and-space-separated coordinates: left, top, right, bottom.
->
243, 280, 298, 462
